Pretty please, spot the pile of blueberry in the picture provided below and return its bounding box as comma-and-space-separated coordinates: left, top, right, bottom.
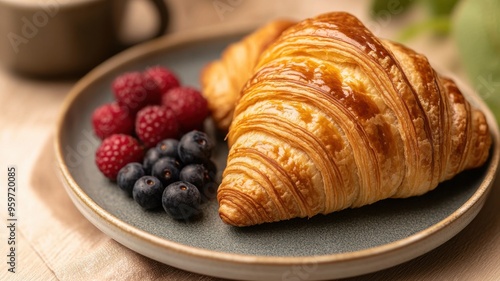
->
117, 130, 217, 220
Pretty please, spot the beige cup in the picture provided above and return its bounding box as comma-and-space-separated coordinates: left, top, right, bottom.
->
0, 0, 169, 77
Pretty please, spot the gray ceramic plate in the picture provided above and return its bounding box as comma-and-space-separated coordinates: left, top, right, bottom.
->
55, 24, 500, 280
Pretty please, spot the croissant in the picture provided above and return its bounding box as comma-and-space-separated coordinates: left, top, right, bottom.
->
201, 19, 295, 131
204, 12, 492, 226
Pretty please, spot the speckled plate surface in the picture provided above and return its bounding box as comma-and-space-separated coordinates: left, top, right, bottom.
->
55, 24, 500, 280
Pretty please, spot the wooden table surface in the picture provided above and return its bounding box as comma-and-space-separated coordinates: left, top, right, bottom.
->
1, 0, 499, 280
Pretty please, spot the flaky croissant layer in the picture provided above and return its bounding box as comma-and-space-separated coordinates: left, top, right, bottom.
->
207, 12, 491, 226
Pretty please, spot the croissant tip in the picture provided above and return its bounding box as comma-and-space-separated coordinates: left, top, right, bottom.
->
218, 212, 240, 227
218, 201, 253, 227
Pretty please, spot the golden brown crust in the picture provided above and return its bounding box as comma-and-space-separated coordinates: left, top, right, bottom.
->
200, 19, 296, 131
213, 12, 491, 226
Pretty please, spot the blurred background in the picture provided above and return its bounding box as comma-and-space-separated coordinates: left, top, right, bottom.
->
1, 0, 498, 116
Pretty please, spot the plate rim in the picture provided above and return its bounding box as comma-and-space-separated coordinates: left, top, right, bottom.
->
54, 22, 500, 274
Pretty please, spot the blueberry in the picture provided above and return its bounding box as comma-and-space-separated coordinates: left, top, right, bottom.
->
202, 159, 218, 182
162, 181, 201, 220
156, 139, 179, 159
143, 139, 180, 174
180, 164, 219, 202
178, 130, 214, 164
152, 157, 181, 187
179, 164, 206, 190
132, 176, 164, 209
143, 147, 162, 174
199, 180, 218, 202
117, 162, 145, 195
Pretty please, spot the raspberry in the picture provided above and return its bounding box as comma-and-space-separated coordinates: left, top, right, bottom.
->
135, 105, 179, 148
112, 71, 161, 113
162, 87, 209, 133
144, 66, 180, 94
95, 134, 144, 180
91, 102, 134, 140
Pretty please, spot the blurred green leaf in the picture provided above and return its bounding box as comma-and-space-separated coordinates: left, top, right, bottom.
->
424, 0, 459, 16
452, 0, 500, 119
370, 0, 415, 18
398, 16, 451, 41
371, 0, 458, 40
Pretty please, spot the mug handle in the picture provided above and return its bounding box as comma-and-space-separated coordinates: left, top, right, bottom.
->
145, 0, 169, 38
119, 0, 170, 48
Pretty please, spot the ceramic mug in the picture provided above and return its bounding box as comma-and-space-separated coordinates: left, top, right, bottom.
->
0, 0, 169, 77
